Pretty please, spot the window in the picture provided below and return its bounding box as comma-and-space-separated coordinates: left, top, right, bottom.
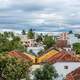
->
64, 66, 68, 69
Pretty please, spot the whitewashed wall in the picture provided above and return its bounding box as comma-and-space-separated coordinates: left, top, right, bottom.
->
53, 62, 80, 77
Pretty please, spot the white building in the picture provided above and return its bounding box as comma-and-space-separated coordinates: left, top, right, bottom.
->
27, 46, 44, 54
30, 50, 80, 80
46, 51, 80, 79
68, 34, 80, 47
54, 62, 80, 77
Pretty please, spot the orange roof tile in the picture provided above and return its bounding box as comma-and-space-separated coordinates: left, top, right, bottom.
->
46, 50, 80, 63
8, 51, 35, 62
66, 67, 80, 80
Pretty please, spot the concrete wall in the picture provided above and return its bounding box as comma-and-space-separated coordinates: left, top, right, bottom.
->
53, 62, 80, 78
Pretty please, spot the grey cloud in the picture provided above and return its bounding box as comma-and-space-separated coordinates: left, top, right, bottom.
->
0, 0, 80, 32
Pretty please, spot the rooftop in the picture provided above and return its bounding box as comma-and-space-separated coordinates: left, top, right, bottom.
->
66, 67, 80, 80
8, 51, 35, 63
46, 50, 80, 64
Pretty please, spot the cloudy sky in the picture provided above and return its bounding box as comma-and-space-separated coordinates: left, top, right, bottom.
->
0, 0, 80, 32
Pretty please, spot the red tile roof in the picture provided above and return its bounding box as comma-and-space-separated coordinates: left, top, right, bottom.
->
46, 50, 80, 63
8, 51, 33, 62
66, 67, 80, 80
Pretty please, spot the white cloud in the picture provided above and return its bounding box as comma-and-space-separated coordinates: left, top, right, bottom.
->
0, 0, 80, 31
0, 0, 10, 8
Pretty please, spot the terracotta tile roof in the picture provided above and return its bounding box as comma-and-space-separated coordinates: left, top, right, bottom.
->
66, 67, 80, 80
46, 50, 80, 63
8, 51, 35, 62
8, 50, 80, 64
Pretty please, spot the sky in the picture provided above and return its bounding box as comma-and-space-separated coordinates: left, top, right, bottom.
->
0, 0, 80, 32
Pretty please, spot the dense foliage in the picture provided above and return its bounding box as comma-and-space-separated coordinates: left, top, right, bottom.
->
36, 34, 43, 42
0, 32, 26, 54
33, 63, 58, 80
37, 50, 44, 56
22, 29, 26, 35
73, 43, 80, 54
43, 35, 55, 50
0, 54, 31, 80
27, 29, 35, 39
69, 30, 73, 34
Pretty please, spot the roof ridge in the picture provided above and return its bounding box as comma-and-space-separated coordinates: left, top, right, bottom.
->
38, 47, 59, 57
8, 50, 34, 61
46, 50, 80, 63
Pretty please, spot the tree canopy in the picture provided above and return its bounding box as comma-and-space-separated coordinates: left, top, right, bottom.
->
33, 63, 58, 80
69, 30, 73, 34
27, 29, 35, 39
43, 35, 55, 50
73, 43, 80, 54
0, 54, 31, 80
0, 32, 26, 54
22, 29, 26, 35
36, 34, 43, 42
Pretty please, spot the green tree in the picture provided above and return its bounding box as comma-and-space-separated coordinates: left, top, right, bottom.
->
33, 63, 58, 80
22, 29, 26, 35
29, 49, 33, 54
9, 32, 14, 38
0, 33, 26, 53
3, 32, 14, 38
43, 35, 55, 50
12, 36, 21, 42
9, 36, 26, 52
0, 54, 31, 80
36, 35, 43, 42
0, 37, 10, 53
33, 68, 43, 80
69, 30, 73, 34
38, 50, 44, 56
3, 32, 9, 38
27, 29, 35, 39
73, 43, 80, 54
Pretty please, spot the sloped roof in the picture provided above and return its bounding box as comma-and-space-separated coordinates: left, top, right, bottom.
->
66, 67, 80, 80
8, 51, 35, 63
37, 49, 59, 63
38, 47, 59, 57
46, 50, 80, 63
8, 49, 80, 64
